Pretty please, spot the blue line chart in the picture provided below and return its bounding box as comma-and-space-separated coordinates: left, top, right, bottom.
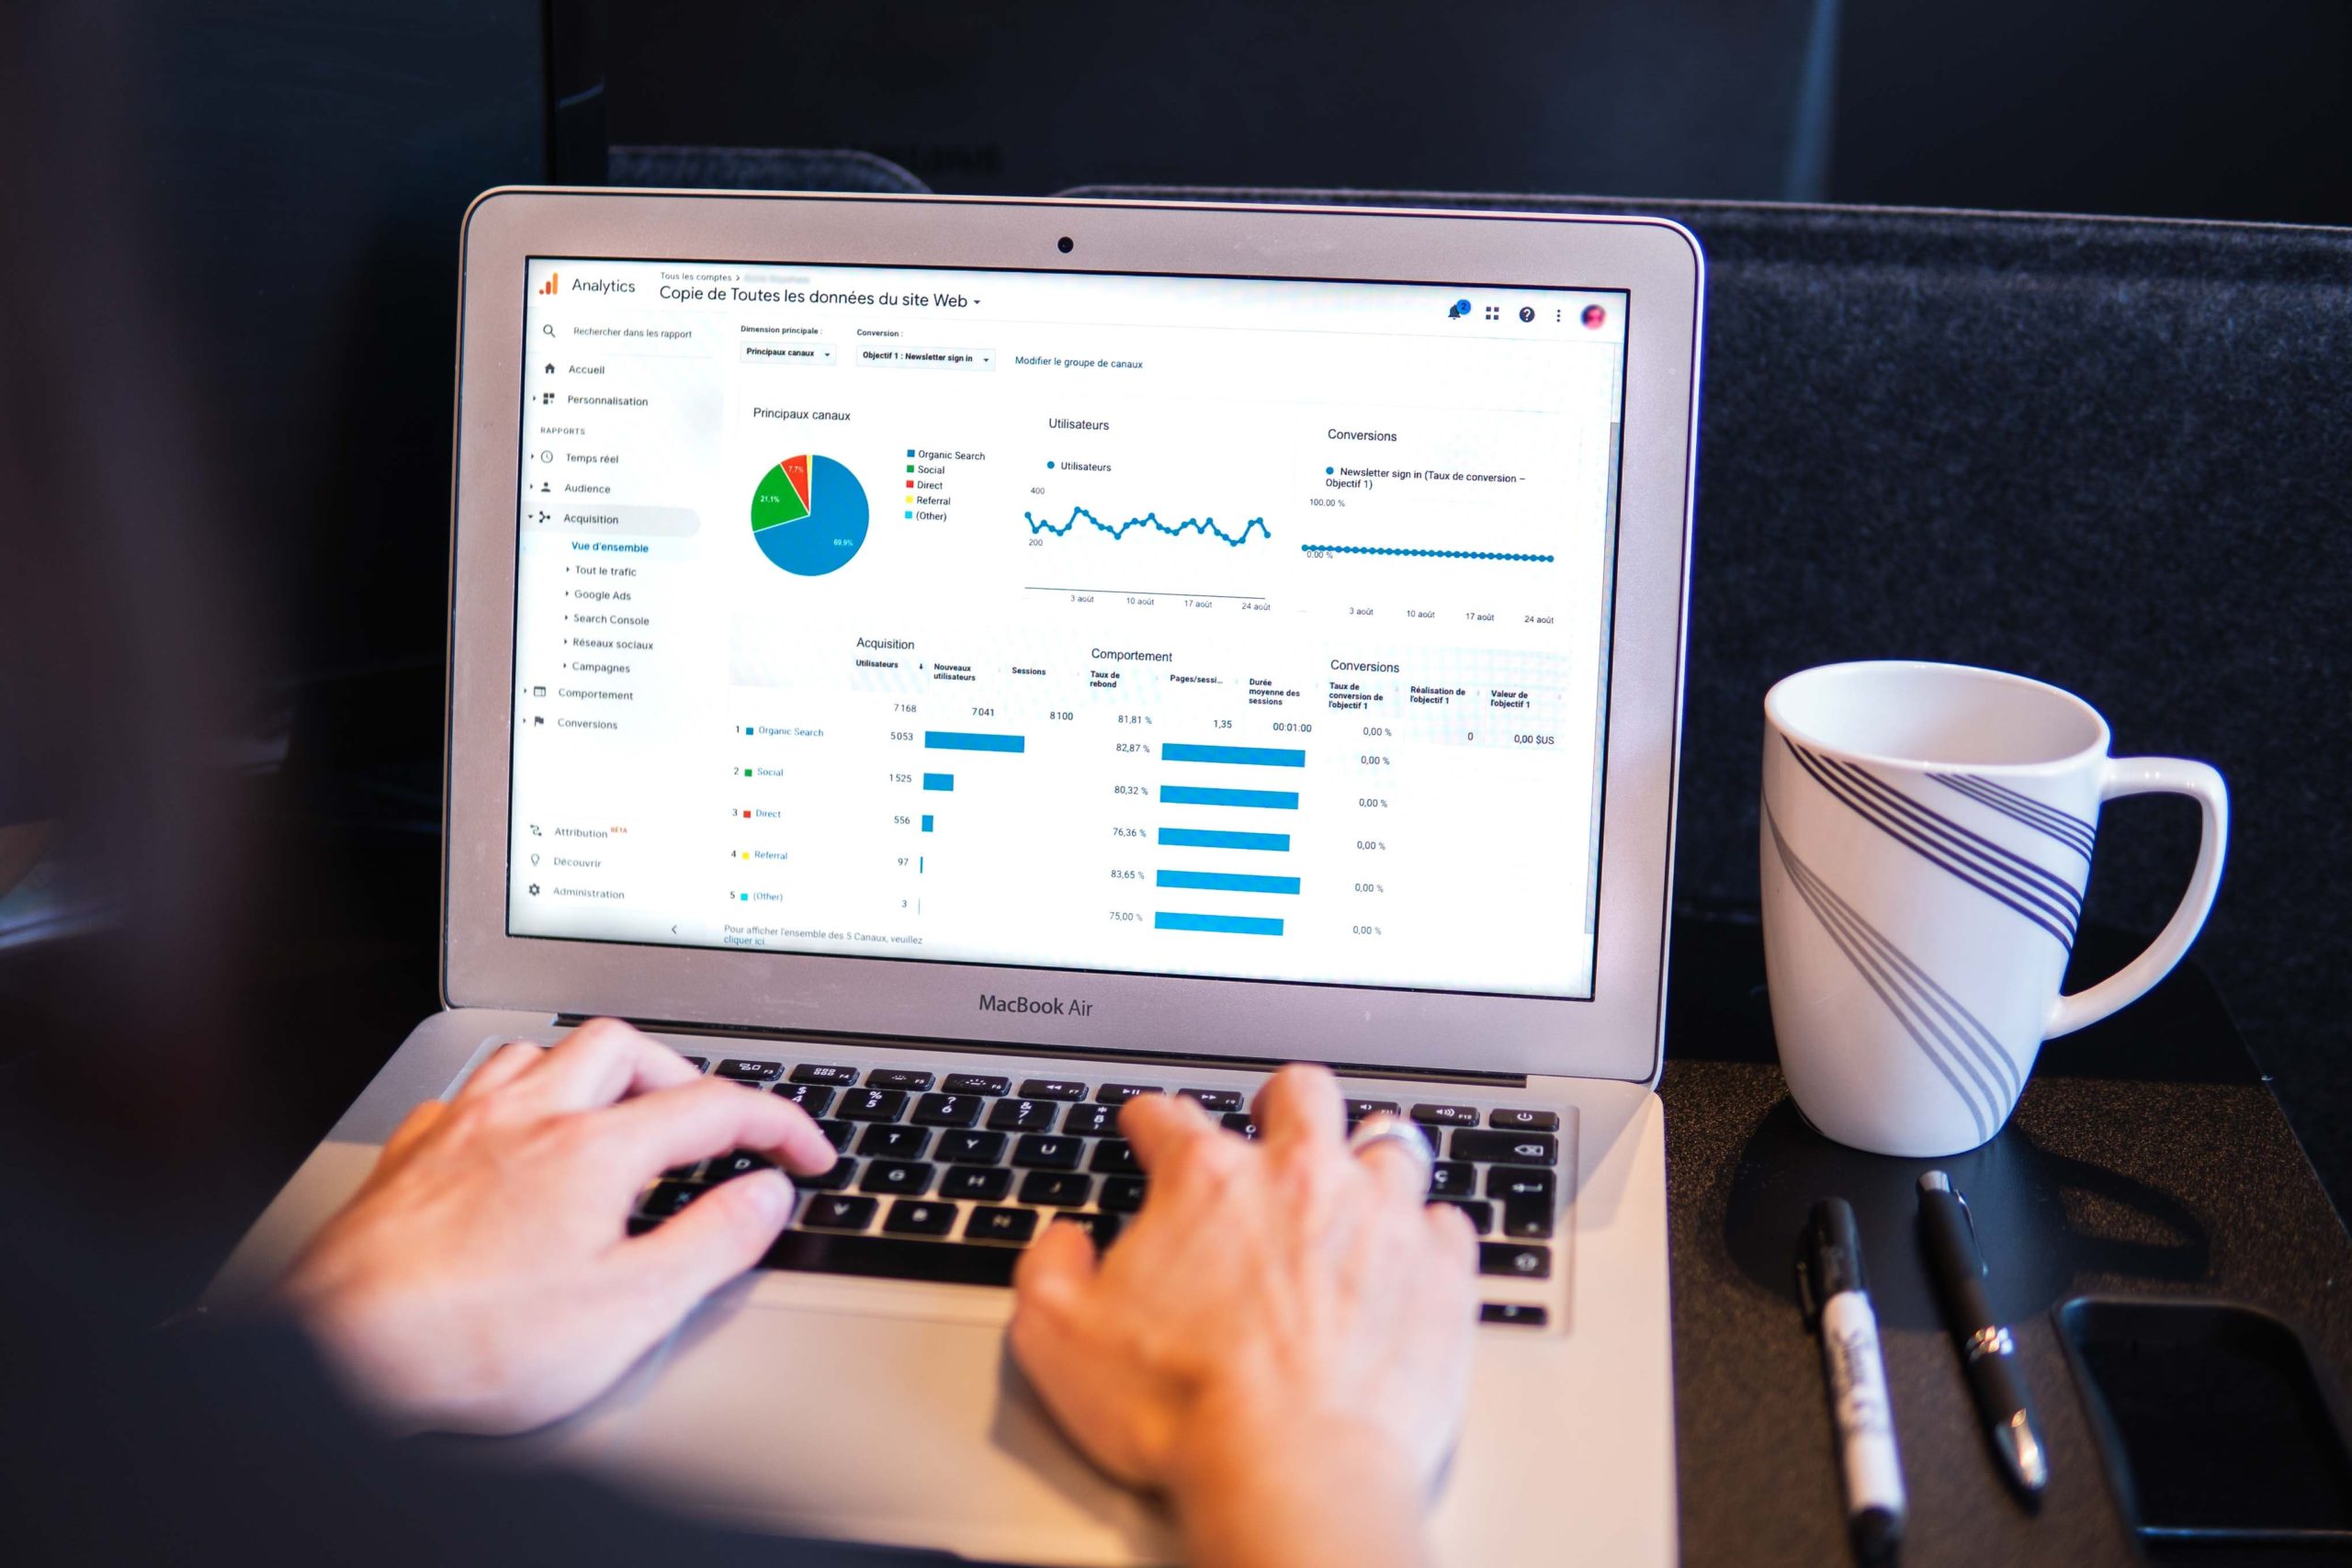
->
1024, 507, 1272, 547
1299, 544, 1555, 562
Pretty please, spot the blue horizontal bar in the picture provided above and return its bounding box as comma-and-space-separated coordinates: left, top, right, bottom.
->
1158, 828, 1290, 852
1160, 784, 1299, 810
922, 773, 954, 792
921, 815, 933, 831
1155, 911, 1285, 936
1157, 870, 1300, 895
1161, 743, 1306, 768
924, 730, 1025, 753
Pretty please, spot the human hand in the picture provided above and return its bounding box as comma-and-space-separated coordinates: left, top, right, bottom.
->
1009, 1066, 1478, 1568
277, 1018, 835, 1434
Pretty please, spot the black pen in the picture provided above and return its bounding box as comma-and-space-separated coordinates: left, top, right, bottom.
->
1917, 1171, 2048, 1501
1799, 1199, 1905, 1564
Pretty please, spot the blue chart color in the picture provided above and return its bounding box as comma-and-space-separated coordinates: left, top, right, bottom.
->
1025, 507, 1271, 547
1300, 543, 1554, 562
1156, 911, 1284, 936
753, 456, 869, 576
1161, 784, 1298, 810
922, 773, 954, 792
1162, 743, 1306, 768
1157, 870, 1301, 895
1159, 827, 1289, 852
924, 731, 1025, 753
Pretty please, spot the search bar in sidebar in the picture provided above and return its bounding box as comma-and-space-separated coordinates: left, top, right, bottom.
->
546, 316, 718, 357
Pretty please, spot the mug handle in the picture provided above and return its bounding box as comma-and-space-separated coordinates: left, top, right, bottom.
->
2044, 757, 2230, 1039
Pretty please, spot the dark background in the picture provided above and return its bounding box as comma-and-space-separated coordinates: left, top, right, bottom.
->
7, 0, 2350, 1314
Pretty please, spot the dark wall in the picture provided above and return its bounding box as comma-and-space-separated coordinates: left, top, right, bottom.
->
119, 0, 548, 680
1831, 1, 2352, 225
603, 0, 1838, 200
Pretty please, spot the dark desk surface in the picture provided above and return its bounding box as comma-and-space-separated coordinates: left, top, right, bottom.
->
1663, 912, 2352, 1567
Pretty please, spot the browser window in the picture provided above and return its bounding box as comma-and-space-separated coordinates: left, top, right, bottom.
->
508, 257, 1628, 999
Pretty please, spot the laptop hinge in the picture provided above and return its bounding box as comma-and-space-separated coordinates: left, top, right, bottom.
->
555, 1014, 1528, 1089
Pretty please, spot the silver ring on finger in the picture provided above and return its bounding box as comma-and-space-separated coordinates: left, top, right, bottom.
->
1346, 1111, 1435, 1188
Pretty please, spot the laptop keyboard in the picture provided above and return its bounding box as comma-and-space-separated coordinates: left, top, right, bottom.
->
628, 1054, 1564, 1326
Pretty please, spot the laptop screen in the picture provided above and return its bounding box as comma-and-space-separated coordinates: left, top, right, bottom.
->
508, 256, 1628, 1000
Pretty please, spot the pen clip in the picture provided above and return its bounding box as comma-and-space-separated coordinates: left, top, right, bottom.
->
1950, 1187, 1992, 1280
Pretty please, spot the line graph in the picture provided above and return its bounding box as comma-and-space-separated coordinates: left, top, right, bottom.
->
1025, 507, 1272, 547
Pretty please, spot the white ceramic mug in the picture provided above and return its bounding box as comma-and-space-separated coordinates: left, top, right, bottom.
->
1760, 661, 2229, 1156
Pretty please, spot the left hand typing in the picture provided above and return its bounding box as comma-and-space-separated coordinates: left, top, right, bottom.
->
277, 1018, 835, 1433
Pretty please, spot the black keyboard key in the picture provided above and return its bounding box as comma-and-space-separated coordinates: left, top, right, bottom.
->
964, 1205, 1038, 1245
1096, 1083, 1162, 1104
1099, 1176, 1149, 1213
943, 1073, 1012, 1096
1429, 1160, 1476, 1198
1012, 1134, 1083, 1170
936, 1130, 1007, 1165
1479, 1242, 1552, 1279
1177, 1089, 1242, 1112
837, 1088, 909, 1122
987, 1098, 1057, 1132
716, 1058, 782, 1082
1412, 1103, 1480, 1128
1345, 1099, 1403, 1120
801, 1195, 878, 1231
705, 1149, 775, 1182
866, 1068, 936, 1092
1061, 1102, 1119, 1137
676, 1055, 709, 1072
1453, 1130, 1558, 1167
1018, 1077, 1088, 1100
760, 1230, 1020, 1287
911, 1093, 982, 1128
1091, 1140, 1141, 1176
1219, 1112, 1261, 1139
790, 1064, 861, 1087
772, 1081, 834, 1116
661, 1161, 706, 1180
856, 1124, 933, 1159
1487, 1168, 1557, 1202
1488, 1107, 1561, 1133
1019, 1171, 1093, 1207
1502, 1196, 1555, 1239
1061, 1212, 1122, 1247
1435, 1199, 1495, 1234
815, 1119, 855, 1153
639, 1180, 707, 1219
942, 1166, 1012, 1201
858, 1160, 936, 1197
1480, 1303, 1549, 1327
795, 1158, 856, 1192
883, 1199, 957, 1236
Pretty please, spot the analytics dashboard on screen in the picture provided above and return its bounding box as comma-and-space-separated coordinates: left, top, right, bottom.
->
507, 256, 1629, 999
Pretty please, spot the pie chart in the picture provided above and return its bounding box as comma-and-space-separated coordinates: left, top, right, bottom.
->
749, 455, 868, 576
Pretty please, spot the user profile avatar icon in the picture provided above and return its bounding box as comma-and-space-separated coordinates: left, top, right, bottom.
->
1581, 303, 1607, 329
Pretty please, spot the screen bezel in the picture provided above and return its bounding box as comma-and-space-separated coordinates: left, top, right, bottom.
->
446, 189, 1700, 1086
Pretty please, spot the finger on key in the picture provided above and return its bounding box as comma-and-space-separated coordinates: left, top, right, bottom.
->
1351, 1111, 1435, 1202
453, 1040, 545, 1104
1118, 1089, 1220, 1174
509, 1018, 701, 1112
1252, 1062, 1345, 1151
597, 1075, 838, 1178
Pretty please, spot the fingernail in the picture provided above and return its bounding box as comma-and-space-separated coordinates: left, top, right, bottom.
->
747, 1170, 792, 1221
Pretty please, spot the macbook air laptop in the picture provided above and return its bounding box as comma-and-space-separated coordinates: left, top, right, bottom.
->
209, 189, 1702, 1565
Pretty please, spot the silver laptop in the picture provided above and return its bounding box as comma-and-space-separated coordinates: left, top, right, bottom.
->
211, 189, 1702, 1565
